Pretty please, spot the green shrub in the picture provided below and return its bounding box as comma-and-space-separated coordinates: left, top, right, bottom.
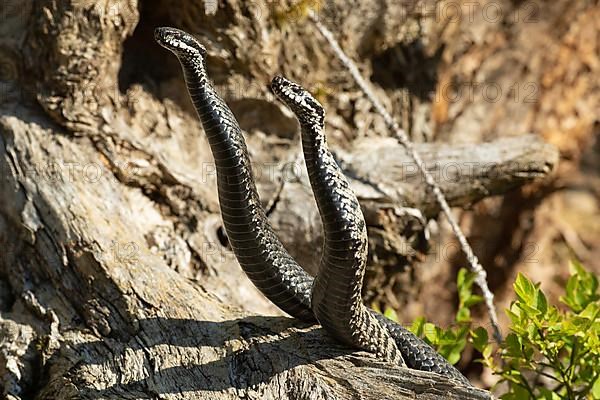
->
409, 261, 600, 399
410, 268, 483, 364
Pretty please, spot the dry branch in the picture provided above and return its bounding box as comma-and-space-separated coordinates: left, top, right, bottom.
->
272, 134, 558, 274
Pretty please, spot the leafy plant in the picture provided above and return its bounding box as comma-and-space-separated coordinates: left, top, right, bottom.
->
477, 261, 600, 399
407, 262, 600, 399
410, 268, 483, 364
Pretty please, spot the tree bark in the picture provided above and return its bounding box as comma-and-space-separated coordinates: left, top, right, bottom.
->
0, 0, 561, 398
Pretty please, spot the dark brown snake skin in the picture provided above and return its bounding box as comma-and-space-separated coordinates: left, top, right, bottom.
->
155, 26, 470, 385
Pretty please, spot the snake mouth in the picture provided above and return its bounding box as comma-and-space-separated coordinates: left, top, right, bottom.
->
154, 26, 207, 58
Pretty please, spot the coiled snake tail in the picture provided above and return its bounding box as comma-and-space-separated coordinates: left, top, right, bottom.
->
155, 27, 315, 322
271, 76, 404, 366
271, 76, 470, 384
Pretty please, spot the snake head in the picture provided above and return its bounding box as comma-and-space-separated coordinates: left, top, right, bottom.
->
271, 75, 325, 128
154, 27, 207, 60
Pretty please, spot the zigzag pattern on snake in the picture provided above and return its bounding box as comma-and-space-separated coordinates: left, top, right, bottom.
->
154, 26, 470, 385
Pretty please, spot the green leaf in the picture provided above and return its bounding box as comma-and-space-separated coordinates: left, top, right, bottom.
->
514, 273, 536, 304
455, 325, 470, 341
404, 261, 600, 398
457, 268, 477, 305
438, 334, 467, 365
512, 383, 531, 399
516, 301, 541, 318
383, 307, 398, 322
471, 327, 489, 352
592, 375, 600, 399
561, 260, 600, 312
446, 346, 463, 365
500, 384, 530, 400
370, 301, 382, 314
501, 368, 524, 385
463, 294, 484, 308
503, 333, 524, 358
580, 302, 600, 321
482, 343, 493, 359
506, 305, 523, 327
490, 262, 600, 398
535, 288, 548, 317
423, 322, 439, 344
437, 328, 458, 345
456, 307, 471, 323
457, 268, 468, 290
410, 316, 426, 337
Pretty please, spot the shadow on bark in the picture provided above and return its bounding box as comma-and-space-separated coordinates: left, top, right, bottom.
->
73, 316, 356, 395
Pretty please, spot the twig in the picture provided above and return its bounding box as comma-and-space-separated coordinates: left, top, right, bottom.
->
308, 11, 503, 344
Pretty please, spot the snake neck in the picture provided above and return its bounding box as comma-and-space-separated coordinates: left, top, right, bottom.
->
300, 121, 366, 295
300, 120, 403, 364
174, 54, 315, 321
179, 57, 236, 153
179, 57, 260, 210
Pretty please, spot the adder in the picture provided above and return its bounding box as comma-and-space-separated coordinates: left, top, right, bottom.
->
154, 26, 470, 385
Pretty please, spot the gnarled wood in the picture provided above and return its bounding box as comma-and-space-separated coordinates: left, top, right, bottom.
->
0, 111, 495, 399
0, 0, 567, 398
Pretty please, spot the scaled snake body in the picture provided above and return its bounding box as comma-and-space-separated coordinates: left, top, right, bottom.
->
155, 27, 470, 385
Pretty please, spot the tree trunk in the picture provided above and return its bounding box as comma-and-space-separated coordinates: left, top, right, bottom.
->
0, 0, 562, 398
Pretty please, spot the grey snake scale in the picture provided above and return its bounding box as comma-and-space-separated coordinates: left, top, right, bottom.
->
155, 26, 470, 385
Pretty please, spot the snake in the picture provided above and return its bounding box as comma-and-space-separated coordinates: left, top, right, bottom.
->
154, 26, 470, 385
270, 75, 403, 365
